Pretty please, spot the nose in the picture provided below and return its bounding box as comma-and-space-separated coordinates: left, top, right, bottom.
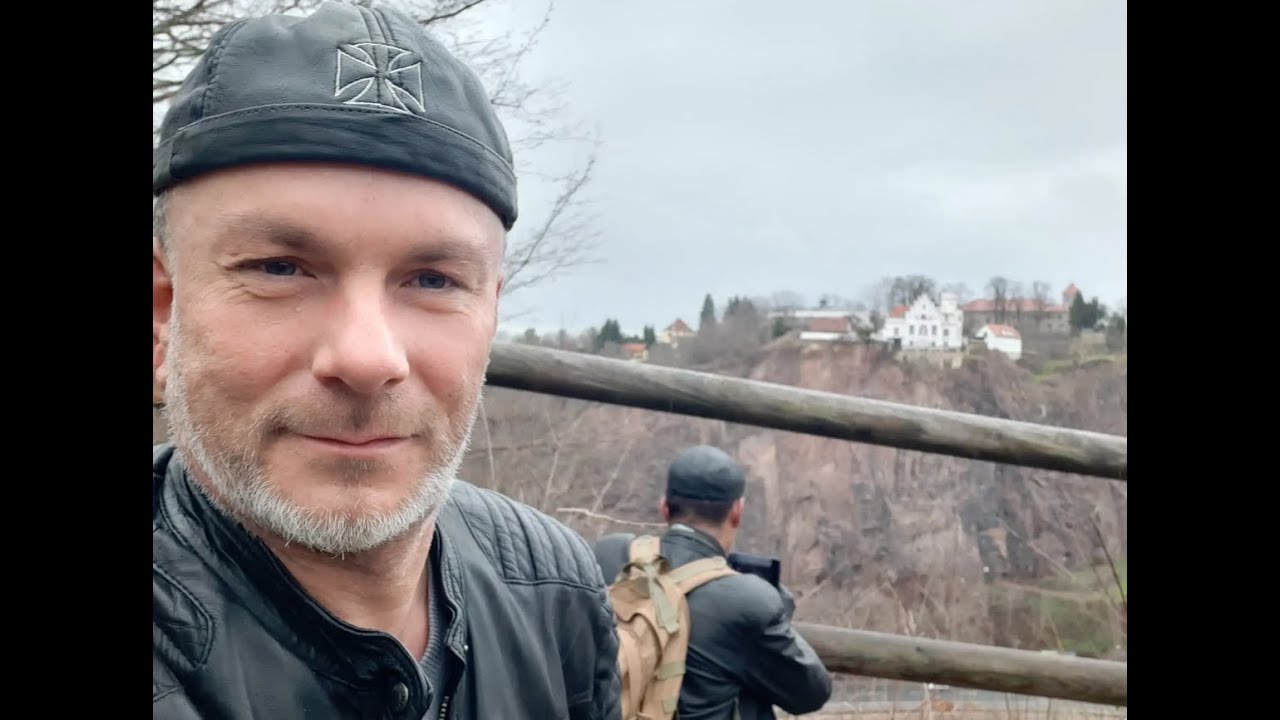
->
311, 286, 409, 395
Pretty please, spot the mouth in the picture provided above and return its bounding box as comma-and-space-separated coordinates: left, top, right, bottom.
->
297, 434, 412, 453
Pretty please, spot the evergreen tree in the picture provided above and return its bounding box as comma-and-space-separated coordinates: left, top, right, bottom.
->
594, 318, 625, 350
771, 317, 789, 339
699, 294, 717, 331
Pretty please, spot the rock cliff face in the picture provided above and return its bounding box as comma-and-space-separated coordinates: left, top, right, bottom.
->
728, 342, 1125, 595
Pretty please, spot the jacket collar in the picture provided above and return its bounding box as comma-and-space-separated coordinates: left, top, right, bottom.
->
155, 443, 471, 669
664, 522, 728, 557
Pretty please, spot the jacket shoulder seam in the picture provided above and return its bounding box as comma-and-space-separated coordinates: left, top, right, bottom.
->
449, 482, 601, 587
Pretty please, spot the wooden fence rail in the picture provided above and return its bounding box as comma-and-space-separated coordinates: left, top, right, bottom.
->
796, 623, 1126, 707
484, 342, 1127, 481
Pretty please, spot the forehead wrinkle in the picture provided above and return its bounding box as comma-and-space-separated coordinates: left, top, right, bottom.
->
209, 212, 322, 255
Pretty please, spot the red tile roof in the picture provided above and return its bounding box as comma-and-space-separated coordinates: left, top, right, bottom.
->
981, 324, 1021, 339
665, 319, 693, 334
888, 305, 908, 319
804, 317, 852, 334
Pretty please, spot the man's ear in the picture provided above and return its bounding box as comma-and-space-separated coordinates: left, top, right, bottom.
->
153, 239, 174, 392
728, 497, 745, 528
658, 497, 671, 523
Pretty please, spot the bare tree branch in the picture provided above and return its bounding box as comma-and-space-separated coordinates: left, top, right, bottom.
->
419, 0, 489, 25
591, 436, 634, 513
555, 508, 666, 529
502, 151, 601, 296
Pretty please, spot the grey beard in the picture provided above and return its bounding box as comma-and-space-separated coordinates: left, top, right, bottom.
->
161, 312, 479, 556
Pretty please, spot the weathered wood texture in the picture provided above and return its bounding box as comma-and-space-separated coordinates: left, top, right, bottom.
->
796, 622, 1127, 707
484, 343, 1127, 481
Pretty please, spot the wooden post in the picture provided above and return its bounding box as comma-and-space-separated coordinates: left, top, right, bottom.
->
484, 343, 1127, 481
796, 622, 1126, 707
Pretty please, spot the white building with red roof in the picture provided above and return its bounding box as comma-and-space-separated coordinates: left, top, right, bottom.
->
658, 318, 695, 347
875, 291, 964, 350
973, 324, 1023, 360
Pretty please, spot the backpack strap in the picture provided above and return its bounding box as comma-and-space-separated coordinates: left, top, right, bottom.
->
628, 535, 662, 565
669, 556, 737, 594
654, 555, 738, 715
622, 535, 680, 633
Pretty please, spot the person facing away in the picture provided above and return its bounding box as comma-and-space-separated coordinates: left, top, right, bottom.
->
150, 2, 620, 717
593, 446, 833, 720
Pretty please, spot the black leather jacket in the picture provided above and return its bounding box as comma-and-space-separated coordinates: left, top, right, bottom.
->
153, 443, 622, 719
594, 526, 832, 720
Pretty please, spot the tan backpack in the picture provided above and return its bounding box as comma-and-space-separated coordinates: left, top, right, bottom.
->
608, 535, 737, 720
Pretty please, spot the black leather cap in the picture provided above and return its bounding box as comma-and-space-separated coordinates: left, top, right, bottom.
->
153, 1, 518, 229
665, 446, 746, 502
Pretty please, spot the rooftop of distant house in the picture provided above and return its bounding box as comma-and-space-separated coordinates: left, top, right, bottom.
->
979, 324, 1021, 339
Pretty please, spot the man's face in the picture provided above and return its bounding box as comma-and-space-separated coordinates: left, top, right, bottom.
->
153, 162, 504, 555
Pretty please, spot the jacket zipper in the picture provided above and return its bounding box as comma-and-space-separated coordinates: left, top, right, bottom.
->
436, 695, 451, 719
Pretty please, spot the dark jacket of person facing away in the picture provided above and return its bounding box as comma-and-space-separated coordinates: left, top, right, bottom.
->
153, 444, 622, 719
594, 523, 832, 720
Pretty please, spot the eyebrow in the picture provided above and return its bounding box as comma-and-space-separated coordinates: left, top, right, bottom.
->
212, 213, 495, 271
212, 214, 322, 255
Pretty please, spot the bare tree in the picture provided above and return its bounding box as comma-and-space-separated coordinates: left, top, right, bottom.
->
1030, 281, 1052, 312
897, 275, 936, 306
767, 290, 806, 314
986, 276, 1010, 323
1007, 281, 1025, 323
862, 277, 895, 315
868, 274, 938, 312
152, 0, 600, 298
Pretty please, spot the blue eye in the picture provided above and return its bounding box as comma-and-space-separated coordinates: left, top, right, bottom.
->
415, 273, 450, 289
262, 261, 298, 276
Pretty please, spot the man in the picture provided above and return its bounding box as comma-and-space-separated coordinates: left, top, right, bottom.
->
594, 446, 832, 720
151, 2, 620, 717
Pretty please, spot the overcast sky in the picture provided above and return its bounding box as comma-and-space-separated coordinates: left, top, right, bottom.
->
469, 0, 1126, 336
